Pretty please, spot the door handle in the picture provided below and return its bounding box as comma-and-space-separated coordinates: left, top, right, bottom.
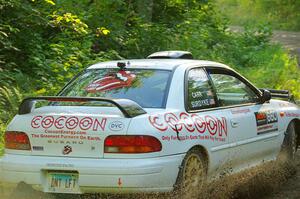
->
230, 120, 239, 128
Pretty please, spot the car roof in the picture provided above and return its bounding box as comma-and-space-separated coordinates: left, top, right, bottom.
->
87, 59, 230, 70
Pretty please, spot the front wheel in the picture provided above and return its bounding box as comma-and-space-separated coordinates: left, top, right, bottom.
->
279, 121, 297, 161
174, 148, 207, 198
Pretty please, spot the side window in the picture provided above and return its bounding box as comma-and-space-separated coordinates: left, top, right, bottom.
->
209, 71, 258, 106
187, 68, 216, 111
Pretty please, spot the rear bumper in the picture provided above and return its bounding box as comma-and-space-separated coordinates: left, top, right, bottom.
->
0, 153, 184, 193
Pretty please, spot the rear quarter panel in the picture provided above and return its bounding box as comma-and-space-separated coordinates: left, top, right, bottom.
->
126, 108, 231, 176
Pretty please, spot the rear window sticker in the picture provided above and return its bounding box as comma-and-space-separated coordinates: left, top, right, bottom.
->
86, 71, 136, 93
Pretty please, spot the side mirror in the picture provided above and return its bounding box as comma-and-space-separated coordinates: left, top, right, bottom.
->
259, 89, 271, 103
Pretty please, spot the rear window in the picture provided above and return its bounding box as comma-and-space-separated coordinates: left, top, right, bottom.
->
59, 68, 172, 108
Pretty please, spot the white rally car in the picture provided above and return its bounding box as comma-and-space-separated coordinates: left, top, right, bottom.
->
0, 51, 299, 196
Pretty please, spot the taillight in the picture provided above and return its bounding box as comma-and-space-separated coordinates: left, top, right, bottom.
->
5, 131, 31, 150
104, 135, 162, 153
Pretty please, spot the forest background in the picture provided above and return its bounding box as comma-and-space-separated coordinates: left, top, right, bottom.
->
0, 0, 300, 154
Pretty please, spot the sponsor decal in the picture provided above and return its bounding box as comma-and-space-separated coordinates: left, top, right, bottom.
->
109, 121, 125, 131
278, 102, 297, 108
31, 116, 107, 132
62, 145, 72, 155
257, 124, 275, 132
85, 71, 136, 93
191, 91, 203, 98
191, 99, 215, 108
285, 112, 300, 117
32, 146, 44, 151
231, 108, 250, 114
255, 110, 278, 134
32, 132, 101, 142
148, 112, 227, 142
45, 129, 86, 135
48, 140, 84, 145
255, 111, 277, 125
161, 134, 225, 142
46, 163, 74, 168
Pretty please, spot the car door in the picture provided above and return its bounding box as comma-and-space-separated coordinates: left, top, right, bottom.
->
185, 67, 232, 174
206, 67, 280, 170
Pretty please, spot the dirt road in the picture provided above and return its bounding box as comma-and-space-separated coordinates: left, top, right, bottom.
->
262, 151, 300, 199
272, 30, 300, 65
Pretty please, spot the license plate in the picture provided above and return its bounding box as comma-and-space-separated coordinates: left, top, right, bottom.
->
46, 172, 80, 193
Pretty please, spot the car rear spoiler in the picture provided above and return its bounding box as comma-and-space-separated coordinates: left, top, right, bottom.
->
260, 89, 295, 103
18, 96, 147, 118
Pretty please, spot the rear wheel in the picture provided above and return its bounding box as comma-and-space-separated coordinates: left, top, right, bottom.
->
279, 121, 297, 161
175, 148, 207, 198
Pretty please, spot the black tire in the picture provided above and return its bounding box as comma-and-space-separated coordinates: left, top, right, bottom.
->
279, 121, 297, 161
174, 148, 207, 199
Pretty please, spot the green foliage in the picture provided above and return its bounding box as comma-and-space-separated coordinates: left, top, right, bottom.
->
50, 12, 89, 35
239, 46, 300, 99
0, 86, 24, 123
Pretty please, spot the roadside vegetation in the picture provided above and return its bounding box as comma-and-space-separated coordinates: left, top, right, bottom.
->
0, 0, 299, 154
